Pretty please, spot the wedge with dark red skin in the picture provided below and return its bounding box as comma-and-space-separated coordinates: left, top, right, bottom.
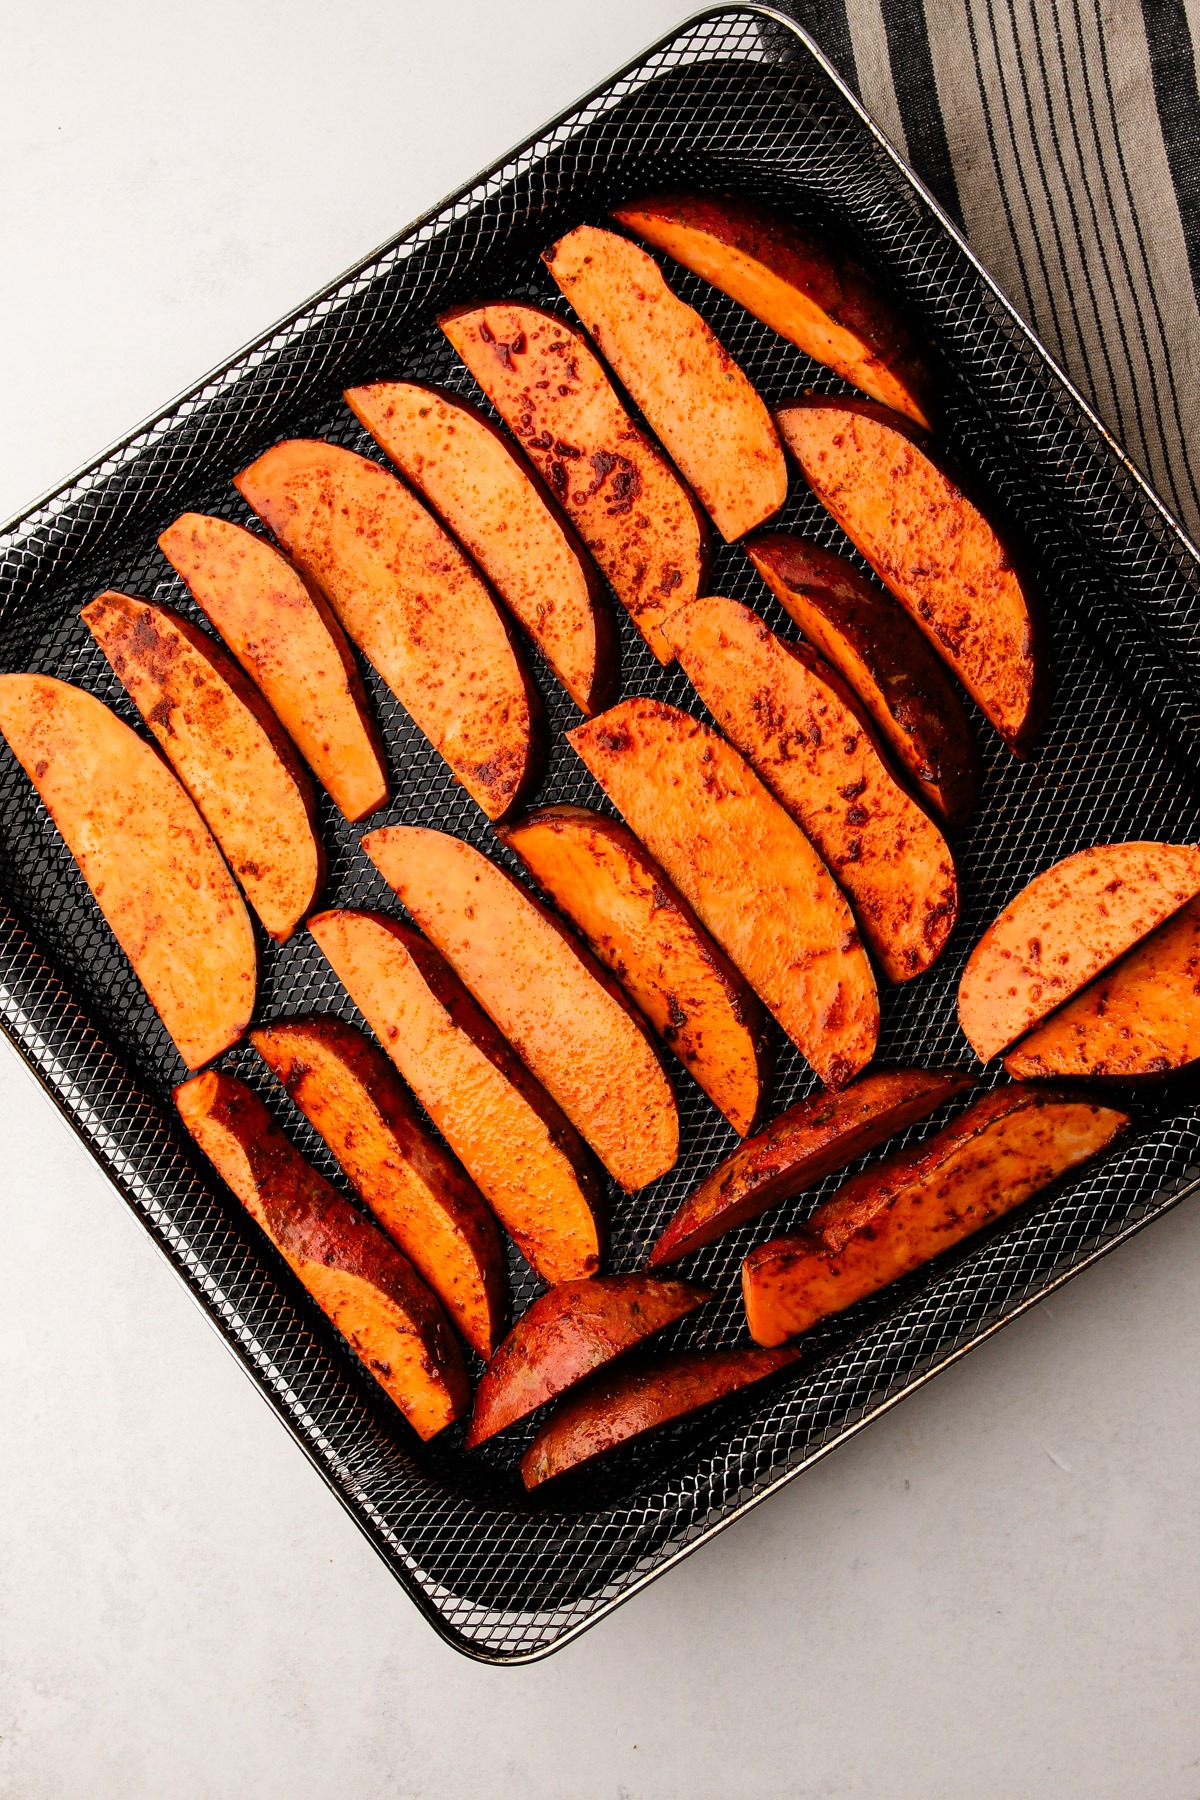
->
251, 1016, 508, 1357
648, 1068, 974, 1267
440, 301, 708, 663
82, 591, 324, 942
569, 698, 879, 1089
309, 909, 605, 1285
465, 1272, 711, 1448
344, 382, 617, 716
158, 513, 388, 823
613, 194, 936, 429
742, 1085, 1130, 1345
662, 595, 959, 982
499, 805, 770, 1136
234, 438, 543, 821
520, 1344, 801, 1489
0, 674, 256, 1069
544, 224, 787, 543
363, 825, 679, 1191
175, 1070, 469, 1439
958, 841, 1200, 1062
745, 534, 980, 828
775, 397, 1042, 753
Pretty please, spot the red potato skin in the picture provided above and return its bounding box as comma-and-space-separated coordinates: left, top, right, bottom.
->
520, 1344, 801, 1488
465, 1272, 711, 1448
648, 1068, 975, 1266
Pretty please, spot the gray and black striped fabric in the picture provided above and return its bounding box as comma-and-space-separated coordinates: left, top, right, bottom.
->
781, 0, 1200, 540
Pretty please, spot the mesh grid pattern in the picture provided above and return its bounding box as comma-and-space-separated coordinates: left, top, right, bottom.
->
3, 7, 1200, 1658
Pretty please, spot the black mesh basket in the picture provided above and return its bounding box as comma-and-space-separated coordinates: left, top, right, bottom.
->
3, 6, 1200, 1661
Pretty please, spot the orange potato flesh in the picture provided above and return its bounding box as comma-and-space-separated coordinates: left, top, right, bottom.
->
344, 382, 617, 715
958, 842, 1200, 1062
82, 592, 323, 943
0, 674, 255, 1068
465, 1271, 711, 1448
308, 910, 604, 1284
175, 1070, 468, 1438
251, 1016, 508, 1357
544, 225, 786, 543
648, 1067, 974, 1266
743, 1086, 1129, 1345
745, 534, 980, 827
440, 301, 707, 663
776, 398, 1041, 751
520, 1344, 801, 1488
1004, 896, 1200, 1081
158, 512, 388, 823
663, 596, 958, 982
499, 805, 769, 1135
234, 439, 542, 820
613, 194, 935, 429
569, 699, 879, 1088
363, 826, 679, 1191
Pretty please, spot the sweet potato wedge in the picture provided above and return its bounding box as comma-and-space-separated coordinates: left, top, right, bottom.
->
82, 591, 323, 942
309, 910, 604, 1284
0, 674, 255, 1068
234, 439, 542, 820
648, 1067, 974, 1266
775, 398, 1041, 751
175, 1070, 468, 1437
158, 512, 388, 822
745, 534, 980, 827
663, 595, 958, 982
1004, 896, 1200, 1081
440, 301, 707, 662
343, 382, 617, 715
958, 841, 1200, 1062
251, 1015, 508, 1356
544, 224, 787, 542
520, 1344, 801, 1489
498, 805, 769, 1135
613, 194, 935, 429
363, 826, 679, 1191
465, 1271, 711, 1448
743, 1085, 1130, 1344
569, 699, 879, 1088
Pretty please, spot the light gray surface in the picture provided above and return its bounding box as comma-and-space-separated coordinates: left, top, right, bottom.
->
2, 5, 1200, 1795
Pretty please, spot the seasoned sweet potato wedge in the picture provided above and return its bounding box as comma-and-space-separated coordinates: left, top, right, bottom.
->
499, 805, 769, 1135
0, 674, 255, 1068
544, 224, 787, 542
158, 512, 388, 822
175, 1070, 468, 1437
520, 1344, 801, 1489
776, 398, 1041, 751
958, 841, 1200, 1061
743, 1085, 1130, 1344
343, 382, 617, 715
363, 826, 678, 1191
663, 595, 958, 982
251, 1015, 508, 1356
234, 439, 542, 820
83, 592, 323, 942
745, 534, 980, 827
649, 1067, 974, 1266
309, 910, 604, 1284
1005, 897, 1200, 1081
440, 301, 707, 662
613, 194, 935, 429
465, 1271, 711, 1448
569, 699, 879, 1088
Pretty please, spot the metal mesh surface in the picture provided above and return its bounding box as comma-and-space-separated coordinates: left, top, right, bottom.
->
3, 6, 1200, 1659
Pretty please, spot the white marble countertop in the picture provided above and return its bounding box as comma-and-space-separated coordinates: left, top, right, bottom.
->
3, 5, 1200, 1795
